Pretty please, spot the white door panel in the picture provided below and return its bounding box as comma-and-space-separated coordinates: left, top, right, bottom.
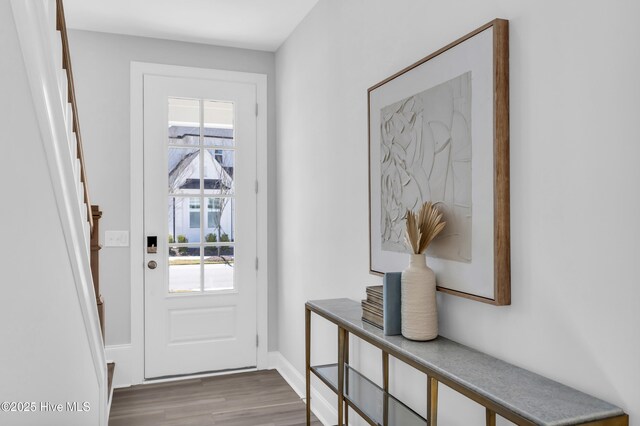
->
144, 75, 257, 378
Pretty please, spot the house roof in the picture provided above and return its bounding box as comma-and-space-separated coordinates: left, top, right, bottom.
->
169, 126, 233, 141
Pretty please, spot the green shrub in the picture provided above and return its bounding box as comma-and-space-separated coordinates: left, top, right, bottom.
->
218, 233, 232, 255
177, 235, 188, 255
168, 234, 175, 244
204, 234, 217, 256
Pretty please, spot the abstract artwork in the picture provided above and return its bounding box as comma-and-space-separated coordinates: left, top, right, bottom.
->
380, 72, 472, 263
369, 19, 511, 305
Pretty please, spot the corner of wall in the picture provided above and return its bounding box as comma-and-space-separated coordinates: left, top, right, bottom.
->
268, 351, 336, 426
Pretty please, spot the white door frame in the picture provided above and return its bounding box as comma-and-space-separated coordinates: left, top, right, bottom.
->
130, 62, 268, 384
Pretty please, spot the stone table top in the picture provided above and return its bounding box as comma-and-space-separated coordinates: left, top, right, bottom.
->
307, 298, 624, 426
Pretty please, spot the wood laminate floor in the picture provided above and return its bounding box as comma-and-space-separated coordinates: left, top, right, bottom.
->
109, 369, 323, 426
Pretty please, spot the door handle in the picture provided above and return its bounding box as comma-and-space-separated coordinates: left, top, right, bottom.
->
148, 260, 158, 269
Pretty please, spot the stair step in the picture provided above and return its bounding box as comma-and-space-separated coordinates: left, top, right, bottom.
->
70, 132, 78, 171
66, 103, 73, 145
53, 31, 63, 73
58, 69, 68, 109
77, 163, 82, 208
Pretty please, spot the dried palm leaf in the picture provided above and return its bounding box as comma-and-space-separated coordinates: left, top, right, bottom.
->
404, 202, 446, 254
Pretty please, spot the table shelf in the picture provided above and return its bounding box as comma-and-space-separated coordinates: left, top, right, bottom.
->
311, 363, 427, 426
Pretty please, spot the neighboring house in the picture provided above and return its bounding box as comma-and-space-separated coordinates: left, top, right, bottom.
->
168, 126, 235, 246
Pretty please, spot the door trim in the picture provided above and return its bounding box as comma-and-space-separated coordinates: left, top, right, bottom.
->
130, 62, 268, 385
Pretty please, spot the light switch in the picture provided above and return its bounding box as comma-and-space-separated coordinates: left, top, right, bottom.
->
104, 230, 129, 247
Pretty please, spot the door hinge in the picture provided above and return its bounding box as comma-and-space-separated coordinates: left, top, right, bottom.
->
255, 103, 258, 116
255, 257, 259, 270
256, 334, 259, 347
255, 180, 258, 194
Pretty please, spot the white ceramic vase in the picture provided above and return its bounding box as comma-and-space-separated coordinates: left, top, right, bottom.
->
401, 254, 438, 341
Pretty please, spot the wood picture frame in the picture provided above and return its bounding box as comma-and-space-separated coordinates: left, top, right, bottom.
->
368, 19, 510, 305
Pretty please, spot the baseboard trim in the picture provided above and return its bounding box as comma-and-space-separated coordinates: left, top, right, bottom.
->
268, 351, 336, 426
105, 344, 133, 388
106, 362, 115, 418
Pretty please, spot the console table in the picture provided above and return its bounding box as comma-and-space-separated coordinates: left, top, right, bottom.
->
305, 299, 628, 426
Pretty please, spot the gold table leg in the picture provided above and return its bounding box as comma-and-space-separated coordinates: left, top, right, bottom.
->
337, 327, 345, 426
382, 352, 389, 426
427, 376, 438, 426
305, 308, 311, 426
486, 408, 496, 426
344, 332, 349, 425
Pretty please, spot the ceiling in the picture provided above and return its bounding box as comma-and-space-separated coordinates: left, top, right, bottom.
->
64, 0, 321, 52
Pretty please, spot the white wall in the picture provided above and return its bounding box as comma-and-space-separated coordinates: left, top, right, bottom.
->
276, 0, 640, 424
0, 1, 100, 423
67, 30, 278, 350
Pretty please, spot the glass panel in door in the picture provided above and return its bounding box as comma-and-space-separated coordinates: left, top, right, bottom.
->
167, 97, 236, 293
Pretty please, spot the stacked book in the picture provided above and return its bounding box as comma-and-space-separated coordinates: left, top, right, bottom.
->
361, 285, 384, 329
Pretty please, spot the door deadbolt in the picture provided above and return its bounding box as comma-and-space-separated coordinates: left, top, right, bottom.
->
147, 260, 158, 269
147, 236, 158, 253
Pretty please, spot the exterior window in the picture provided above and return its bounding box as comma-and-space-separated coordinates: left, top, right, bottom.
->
189, 198, 200, 228
208, 198, 222, 228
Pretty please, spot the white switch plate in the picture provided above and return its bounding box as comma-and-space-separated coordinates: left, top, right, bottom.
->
104, 230, 129, 247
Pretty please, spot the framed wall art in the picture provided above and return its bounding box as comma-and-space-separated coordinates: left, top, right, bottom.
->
368, 19, 510, 305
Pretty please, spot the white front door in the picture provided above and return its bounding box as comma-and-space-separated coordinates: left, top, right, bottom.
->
143, 75, 257, 378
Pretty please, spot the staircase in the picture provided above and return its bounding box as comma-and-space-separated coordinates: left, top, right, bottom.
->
53, 0, 94, 248
7, 0, 112, 424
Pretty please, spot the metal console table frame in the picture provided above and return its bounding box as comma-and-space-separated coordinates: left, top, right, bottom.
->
305, 299, 628, 426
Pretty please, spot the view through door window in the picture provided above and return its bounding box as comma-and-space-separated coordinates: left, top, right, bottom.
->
167, 98, 236, 293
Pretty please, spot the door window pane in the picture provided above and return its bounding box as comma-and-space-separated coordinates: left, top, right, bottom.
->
189, 198, 200, 229
168, 148, 200, 194
204, 149, 234, 195
169, 98, 200, 145
168, 197, 184, 244
205, 198, 234, 242
168, 197, 200, 244
204, 246, 234, 291
204, 100, 234, 147
169, 246, 201, 293
207, 198, 221, 229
